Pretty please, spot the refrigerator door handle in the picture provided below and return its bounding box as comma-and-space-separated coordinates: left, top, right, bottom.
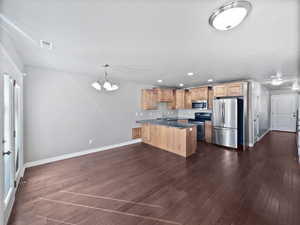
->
222, 102, 225, 124
223, 102, 225, 124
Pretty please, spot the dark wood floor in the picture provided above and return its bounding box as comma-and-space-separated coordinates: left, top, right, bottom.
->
9, 132, 300, 225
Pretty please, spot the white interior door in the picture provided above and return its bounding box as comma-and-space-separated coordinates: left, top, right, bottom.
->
271, 94, 297, 132
2, 75, 16, 224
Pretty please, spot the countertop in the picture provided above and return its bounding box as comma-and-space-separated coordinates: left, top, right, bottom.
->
136, 118, 196, 129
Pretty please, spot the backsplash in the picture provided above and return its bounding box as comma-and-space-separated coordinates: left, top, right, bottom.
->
134, 102, 178, 123
177, 109, 212, 119
135, 102, 212, 126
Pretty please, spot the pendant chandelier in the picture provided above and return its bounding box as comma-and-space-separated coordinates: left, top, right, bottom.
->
91, 64, 119, 91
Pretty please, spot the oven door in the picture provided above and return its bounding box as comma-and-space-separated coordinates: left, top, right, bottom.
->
197, 123, 205, 141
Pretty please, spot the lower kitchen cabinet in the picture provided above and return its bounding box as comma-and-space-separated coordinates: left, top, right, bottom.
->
205, 121, 212, 143
141, 124, 197, 157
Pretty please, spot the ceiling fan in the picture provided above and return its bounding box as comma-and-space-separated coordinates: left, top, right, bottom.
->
262, 72, 292, 86
261, 72, 299, 90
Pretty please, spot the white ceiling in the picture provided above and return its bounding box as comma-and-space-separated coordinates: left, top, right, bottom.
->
0, 0, 299, 88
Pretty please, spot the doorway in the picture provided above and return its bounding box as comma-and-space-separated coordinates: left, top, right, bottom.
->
271, 94, 298, 132
2, 74, 22, 224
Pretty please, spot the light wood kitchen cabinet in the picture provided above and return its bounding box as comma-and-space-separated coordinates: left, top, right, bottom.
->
141, 123, 151, 142
155, 88, 173, 102
132, 127, 141, 139
175, 89, 191, 109
175, 89, 185, 109
190, 87, 208, 101
208, 88, 214, 109
167, 89, 176, 110
213, 82, 244, 98
184, 90, 192, 109
141, 124, 197, 158
226, 82, 243, 96
141, 89, 158, 110
213, 85, 227, 97
204, 121, 212, 143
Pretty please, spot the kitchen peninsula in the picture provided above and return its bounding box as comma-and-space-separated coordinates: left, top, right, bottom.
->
137, 119, 197, 158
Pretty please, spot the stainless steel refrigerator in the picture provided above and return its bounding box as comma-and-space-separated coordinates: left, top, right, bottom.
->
213, 98, 238, 148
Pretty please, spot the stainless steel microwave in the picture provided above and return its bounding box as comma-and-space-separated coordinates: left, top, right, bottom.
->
192, 100, 208, 110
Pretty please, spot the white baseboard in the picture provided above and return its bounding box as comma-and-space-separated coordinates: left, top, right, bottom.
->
257, 129, 270, 142
24, 139, 142, 168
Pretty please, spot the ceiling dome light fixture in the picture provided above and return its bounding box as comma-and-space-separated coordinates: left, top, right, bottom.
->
91, 64, 119, 92
209, 1, 252, 31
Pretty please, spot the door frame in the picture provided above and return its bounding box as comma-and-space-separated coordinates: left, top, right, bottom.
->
1, 74, 24, 225
271, 93, 298, 132
2, 75, 16, 225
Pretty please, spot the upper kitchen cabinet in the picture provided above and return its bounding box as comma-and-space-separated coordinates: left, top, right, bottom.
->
175, 89, 191, 109
167, 89, 176, 109
141, 89, 158, 110
185, 90, 192, 109
190, 87, 208, 101
213, 84, 227, 97
213, 82, 244, 98
175, 89, 185, 109
208, 88, 214, 109
226, 82, 243, 97
155, 88, 173, 102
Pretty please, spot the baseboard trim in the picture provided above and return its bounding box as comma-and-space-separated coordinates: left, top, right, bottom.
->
257, 129, 271, 142
25, 139, 142, 168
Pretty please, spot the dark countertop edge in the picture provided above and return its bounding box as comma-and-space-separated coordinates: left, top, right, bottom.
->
136, 120, 197, 129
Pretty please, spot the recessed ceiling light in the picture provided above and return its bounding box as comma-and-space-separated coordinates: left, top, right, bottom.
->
209, 1, 252, 31
40, 40, 53, 50
187, 72, 194, 76
208, 79, 213, 82
179, 83, 184, 87
157, 79, 163, 83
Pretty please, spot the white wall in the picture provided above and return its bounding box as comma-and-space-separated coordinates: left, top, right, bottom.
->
24, 66, 174, 163
0, 34, 24, 225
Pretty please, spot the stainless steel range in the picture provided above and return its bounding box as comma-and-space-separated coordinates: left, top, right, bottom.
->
188, 112, 211, 141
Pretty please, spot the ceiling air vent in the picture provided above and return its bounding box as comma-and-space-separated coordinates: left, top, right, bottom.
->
40, 40, 53, 50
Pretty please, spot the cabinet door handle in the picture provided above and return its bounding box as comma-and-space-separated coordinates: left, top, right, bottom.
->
3, 151, 11, 156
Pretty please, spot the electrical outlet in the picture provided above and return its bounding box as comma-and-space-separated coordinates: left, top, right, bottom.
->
89, 139, 93, 145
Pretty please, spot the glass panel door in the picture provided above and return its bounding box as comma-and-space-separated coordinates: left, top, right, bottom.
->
3, 74, 15, 207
